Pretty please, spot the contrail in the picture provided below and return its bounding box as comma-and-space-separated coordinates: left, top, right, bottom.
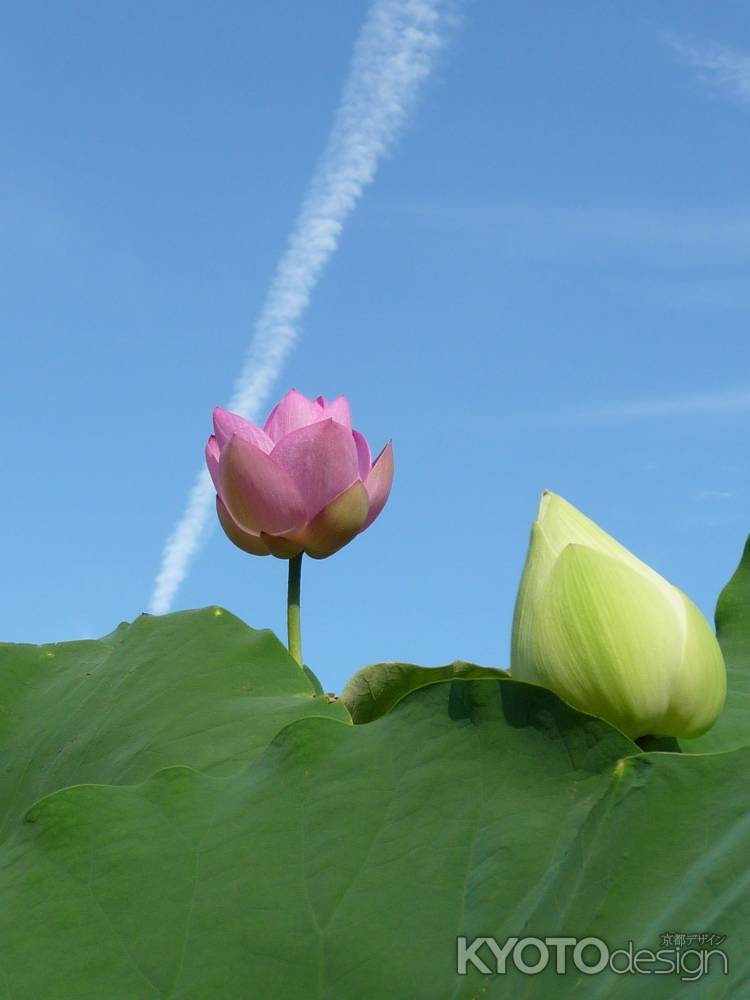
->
149, 0, 455, 614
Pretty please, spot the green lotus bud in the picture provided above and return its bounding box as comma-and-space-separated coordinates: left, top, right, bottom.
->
511, 491, 726, 739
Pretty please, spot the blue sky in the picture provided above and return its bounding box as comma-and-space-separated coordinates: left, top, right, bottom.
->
3, 0, 749, 693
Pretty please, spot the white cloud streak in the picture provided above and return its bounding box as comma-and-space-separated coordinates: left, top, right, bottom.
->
149, 0, 455, 615
530, 387, 750, 428
669, 37, 750, 106
696, 490, 735, 502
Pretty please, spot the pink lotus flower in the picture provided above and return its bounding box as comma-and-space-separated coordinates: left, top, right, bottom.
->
205, 389, 394, 559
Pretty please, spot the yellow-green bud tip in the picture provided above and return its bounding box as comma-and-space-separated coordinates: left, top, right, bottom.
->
510, 492, 726, 740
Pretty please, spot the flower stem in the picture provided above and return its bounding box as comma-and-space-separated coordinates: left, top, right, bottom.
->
287, 553, 303, 667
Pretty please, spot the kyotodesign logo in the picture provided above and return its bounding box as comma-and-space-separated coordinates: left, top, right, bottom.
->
456, 933, 728, 982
